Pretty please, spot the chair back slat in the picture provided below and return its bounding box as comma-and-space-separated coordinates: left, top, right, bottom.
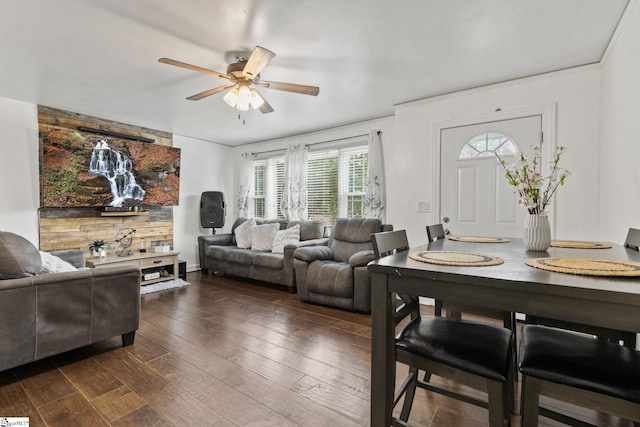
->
371, 230, 409, 259
624, 228, 640, 251
426, 224, 446, 242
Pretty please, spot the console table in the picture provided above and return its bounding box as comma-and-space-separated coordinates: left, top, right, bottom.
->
87, 251, 180, 286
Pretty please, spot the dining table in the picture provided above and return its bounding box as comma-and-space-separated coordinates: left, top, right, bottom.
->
367, 237, 640, 427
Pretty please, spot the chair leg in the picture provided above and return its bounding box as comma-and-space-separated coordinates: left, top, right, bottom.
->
520, 375, 541, 427
400, 366, 419, 421
434, 299, 443, 316
487, 379, 508, 427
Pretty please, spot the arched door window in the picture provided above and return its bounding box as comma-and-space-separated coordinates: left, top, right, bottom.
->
458, 133, 518, 160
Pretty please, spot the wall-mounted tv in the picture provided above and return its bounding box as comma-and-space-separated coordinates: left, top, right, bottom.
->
40, 126, 181, 208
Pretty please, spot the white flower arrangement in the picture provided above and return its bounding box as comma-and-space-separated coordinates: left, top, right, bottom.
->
496, 145, 569, 215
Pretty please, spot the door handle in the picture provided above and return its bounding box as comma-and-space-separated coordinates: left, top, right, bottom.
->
443, 217, 450, 223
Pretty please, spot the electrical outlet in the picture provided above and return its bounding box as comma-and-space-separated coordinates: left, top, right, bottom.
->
418, 202, 430, 213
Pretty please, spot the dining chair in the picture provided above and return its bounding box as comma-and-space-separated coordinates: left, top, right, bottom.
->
371, 230, 514, 427
426, 223, 518, 373
625, 227, 640, 251
519, 324, 640, 427
525, 227, 640, 349
426, 223, 446, 242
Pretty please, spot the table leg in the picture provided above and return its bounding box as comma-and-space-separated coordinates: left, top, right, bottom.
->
371, 272, 395, 427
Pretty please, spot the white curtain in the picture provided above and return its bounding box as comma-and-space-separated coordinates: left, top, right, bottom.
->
365, 130, 386, 222
280, 144, 308, 221
237, 152, 255, 218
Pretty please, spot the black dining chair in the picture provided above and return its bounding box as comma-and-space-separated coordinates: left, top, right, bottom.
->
519, 324, 640, 427
525, 227, 640, 349
371, 230, 514, 427
625, 227, 640, 251
426, 223, 446, 243
426, 223, 518, 374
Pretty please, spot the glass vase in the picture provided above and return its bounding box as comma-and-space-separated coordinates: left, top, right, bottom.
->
524, 214, 551, 251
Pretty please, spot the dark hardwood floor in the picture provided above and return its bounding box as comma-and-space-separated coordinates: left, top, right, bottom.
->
0, 272, 634, 426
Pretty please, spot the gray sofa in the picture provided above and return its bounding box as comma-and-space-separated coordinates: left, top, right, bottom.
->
0, 231, 141, 373
293, 218, 391, 312
198, 218, 327, 292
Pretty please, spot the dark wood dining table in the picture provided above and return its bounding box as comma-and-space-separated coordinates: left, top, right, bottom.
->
367, 237, 640, 427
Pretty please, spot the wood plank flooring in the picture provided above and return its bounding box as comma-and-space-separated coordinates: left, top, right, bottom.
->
0, 272, 634, 426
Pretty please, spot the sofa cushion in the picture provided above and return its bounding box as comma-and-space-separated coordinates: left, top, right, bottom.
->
287, 220, 324, 241
226, 248, 255, 265
251, 223, 279, 251
0, 231, 42, 279
306, 260, 354, 298
253, 252, 285, 269
39, 251, 77, 274
272, 224, 301, 253
206, 245, 230, 261
235, 218, 256, 249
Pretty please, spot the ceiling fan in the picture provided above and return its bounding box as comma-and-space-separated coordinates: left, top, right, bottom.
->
159, 46, 320, 114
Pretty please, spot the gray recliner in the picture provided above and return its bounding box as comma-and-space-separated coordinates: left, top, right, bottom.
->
293, 218, 390, 312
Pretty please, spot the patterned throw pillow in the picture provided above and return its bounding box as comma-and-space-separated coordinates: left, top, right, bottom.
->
251, 223, 280, 251
234, 218, 256, 249
271, 224, 301, 254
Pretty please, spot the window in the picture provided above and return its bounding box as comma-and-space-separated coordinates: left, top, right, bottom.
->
250, 144, 368, 225
458, 133, 518, 159
250, 156, 284, 218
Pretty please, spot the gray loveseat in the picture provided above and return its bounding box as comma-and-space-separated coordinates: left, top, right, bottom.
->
198, 218, 327, 292
0, 231, 141, 372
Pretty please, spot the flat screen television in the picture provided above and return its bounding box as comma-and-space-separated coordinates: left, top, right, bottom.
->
40, 126, 181, 208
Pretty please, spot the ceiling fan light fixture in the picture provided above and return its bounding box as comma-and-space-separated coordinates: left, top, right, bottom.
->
223, 87, 239, 107
250, 89, 264, 109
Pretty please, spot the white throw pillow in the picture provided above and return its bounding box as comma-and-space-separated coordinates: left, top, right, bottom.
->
271, 224, 301, 253
251, 223, 280, 251
39, 251, 77, 274
234, 218, 256, 249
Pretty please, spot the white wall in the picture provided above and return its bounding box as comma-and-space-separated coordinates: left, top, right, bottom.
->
0, 97, 40, 244
172, 135, 233, 271
599, 0, 640, 243
392, 67, 603, 246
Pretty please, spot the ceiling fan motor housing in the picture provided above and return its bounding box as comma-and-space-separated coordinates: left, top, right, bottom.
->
226, 61, 248, 79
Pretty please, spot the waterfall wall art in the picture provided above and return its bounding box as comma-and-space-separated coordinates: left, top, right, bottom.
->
40, 126, 181, 208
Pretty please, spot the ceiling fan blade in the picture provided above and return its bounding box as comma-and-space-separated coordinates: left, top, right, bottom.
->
242, 46, 276, 79
252, 88, 274, 114
186, 84, 235, 101
259, 80, 320, 96
159, 58, 233, 80
259, 99, 275, 114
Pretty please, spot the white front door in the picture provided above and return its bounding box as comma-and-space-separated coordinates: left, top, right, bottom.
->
439, 115, 542, 237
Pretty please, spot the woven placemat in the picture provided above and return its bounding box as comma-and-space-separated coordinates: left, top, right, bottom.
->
409, 250, 504, 266
448, 236, 510, 243
526, 257, 640, 276
550, 240, 612, 249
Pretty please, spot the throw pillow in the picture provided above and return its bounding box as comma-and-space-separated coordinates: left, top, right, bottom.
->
272, 224, 301, 253
235, 218, 256, 249
39, 251, 77, 274
0, 231, 42, 279
251, 223, 280, 251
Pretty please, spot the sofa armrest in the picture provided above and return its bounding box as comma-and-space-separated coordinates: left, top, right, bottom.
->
199, 233, 234, 247
293, 246, 334, 262
198, 233, 234, 271
349, 250, 376, 267
50, 249, 86, 269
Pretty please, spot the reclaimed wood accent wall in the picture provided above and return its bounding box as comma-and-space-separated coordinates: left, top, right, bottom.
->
38, 106, 175, 254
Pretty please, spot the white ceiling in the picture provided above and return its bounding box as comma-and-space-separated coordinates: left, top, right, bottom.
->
0, 0, 630, 146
